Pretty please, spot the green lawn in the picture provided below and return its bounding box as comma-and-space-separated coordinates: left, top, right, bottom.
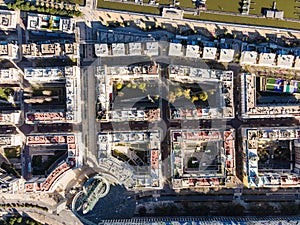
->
266, 78, 276, 85
184, 13, 300, 30
4, 147, 21, 159
97, 0, 300, 29
249, 0, 300, 19
206, 0, 240, 13
266, 84, 275, 91
65, 0, 85, 5
97, 0, 160, 14
97, 0, 300, 19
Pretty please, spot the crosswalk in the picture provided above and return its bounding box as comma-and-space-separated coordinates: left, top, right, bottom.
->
99, 216, 300, 225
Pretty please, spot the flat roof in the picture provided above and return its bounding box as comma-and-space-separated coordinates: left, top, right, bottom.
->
295, 56, 300, 68
128, 42, 142, 55
277, 54, 294, 68
145, 42, 158, 56
202, 47, 217, 60
27, 13, 75, 33
242, 127, 300, 188
22, 42, 78, 58
168, 42, 183, 57
41, 43, 60, 55
240, 51, 258, 65
24, 67, 65, 82
170, 129, 235, 185
258, 53, 276, 66
0, 10, 17, 30
185, 45, 199, 58
95, 44, 109, 56
112, 43, 125, 56
219, 49, 235, 62
241, 73, 300, 118
0, 68, 19, 83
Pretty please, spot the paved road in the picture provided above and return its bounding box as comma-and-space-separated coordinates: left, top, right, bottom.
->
81, 63, 98, 168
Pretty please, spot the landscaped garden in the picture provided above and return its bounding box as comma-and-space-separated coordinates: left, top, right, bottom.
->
167, 81, 219, 108
97, 0, 300, 30
31, 150, 66, 175
258, 140, 292, 169
24, 86, 66, 106
113, 80, 160, 110
6, 0, 82, 17
4, 147, 21, 159
184, 12, 300, 30
0, 87, 14, 102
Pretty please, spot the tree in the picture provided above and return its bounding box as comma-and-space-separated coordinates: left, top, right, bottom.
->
199, 91, 208, 101
174, 87, 182, 97
126, 82, 131, 88
183, 89, 191, 99
191, 95, 199, 103
138, 82, 146, 92
167, 91, 176, 103
17, 217, 22, 223
116, 82, 123, 90
7, 3, 12, 9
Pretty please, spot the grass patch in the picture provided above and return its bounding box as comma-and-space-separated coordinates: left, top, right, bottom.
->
97, 0, 300, 30
1, 162, 21, 177
4, 147, 21, 159
31, 151, 66, 175
63, 0, 85, 5
206, 0, 240, 13
0, 88, 13, 101
184, 13, 300, 30
97, 0, 160, 14
2, 215, 43, 225
249, 0, 300, 20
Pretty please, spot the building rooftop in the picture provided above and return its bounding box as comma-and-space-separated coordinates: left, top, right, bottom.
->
162, 8, 183, 19
168, 42, 183, 57
24, 67, 65, 82
98, 130, 162, 189
111, 43, 125, 56
128, 42, 142, 56
241, 73, 300, 118
41, 43, 61, 55
171, 129, 236, 189
0, 43, 19, 59
185, 45, 199, 58
0, 68, 19, 83
0, 10, 17, 30
219, 49, 235, 62
95, 44, 109, 57
0, 111, 21, 125
202, 47, 217, 60
265, 10, 275, 18
240, 51, 258, 65
295, 56, 300, 68
22, 42, 78, 58
277, 54, 294, 68
169, 65, 234, 119
242, 127, 300, 188
275, 10, 284, 19
145, 42, 158, 56
27, 13, 75, 33
258, 53, 276, 66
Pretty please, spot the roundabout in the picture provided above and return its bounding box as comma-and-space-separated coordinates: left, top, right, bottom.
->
71, 174, 135, 224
